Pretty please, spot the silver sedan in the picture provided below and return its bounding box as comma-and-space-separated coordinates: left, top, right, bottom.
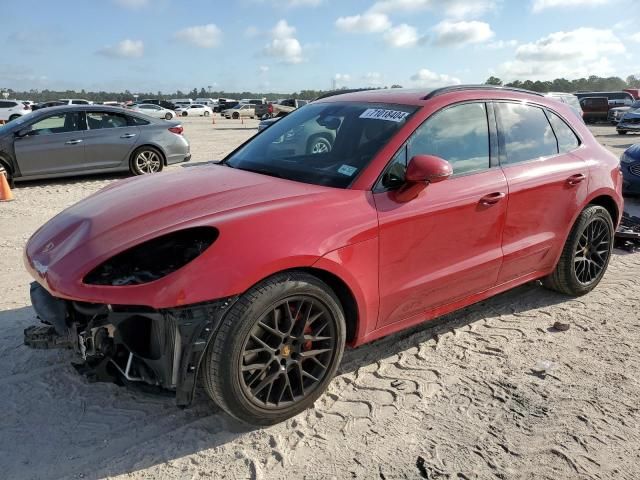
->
0, 105, 190, 183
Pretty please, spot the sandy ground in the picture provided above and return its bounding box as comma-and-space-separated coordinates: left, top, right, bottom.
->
1, 117, 639, 480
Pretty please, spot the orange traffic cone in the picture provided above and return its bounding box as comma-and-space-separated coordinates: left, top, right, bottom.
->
0, 171, 14, 202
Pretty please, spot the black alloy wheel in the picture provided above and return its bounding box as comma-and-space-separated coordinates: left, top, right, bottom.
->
573, 216, 611, 285
202, 272, 346, 425
543, 205, 614, 296
239, 296, 336, 409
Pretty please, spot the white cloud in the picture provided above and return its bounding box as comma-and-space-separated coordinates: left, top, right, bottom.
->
371, 0, 496, 18
631, 33, 640, 43
97, 39, 144, 58
384, 24, 420, 48
410, 68, 461, 88
499, 28, 625, 80
486, 39, 519, 49
334, 73, 351, 86
363, 72, 383, 86
432, 20, 494, 46
113, 0, 149, 9
263, 20, 304, 63
259, 65, 270, 73
532, 0, 612, 12
272, 19, 296, 38
174, 24, 222, 48
335, 12, 392, 33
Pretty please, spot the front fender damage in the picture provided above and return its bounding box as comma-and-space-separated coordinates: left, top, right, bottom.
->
25, 282, 238, 407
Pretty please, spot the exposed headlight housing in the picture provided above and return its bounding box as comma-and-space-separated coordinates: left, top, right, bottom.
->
84, 227, 218, 286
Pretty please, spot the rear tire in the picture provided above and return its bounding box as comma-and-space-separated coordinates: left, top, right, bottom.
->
204, 111, 210, 117
182, 111, 188, 117
543, 205, 613, 296
129, 146, 164, 175
618, 130, 628, 135
164, 112, 173, 120
8, 115, 20, 122
202, 272, 346, 426
232, 112, 240, 120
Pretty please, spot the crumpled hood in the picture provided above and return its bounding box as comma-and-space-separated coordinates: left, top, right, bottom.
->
24, 165, 339, 293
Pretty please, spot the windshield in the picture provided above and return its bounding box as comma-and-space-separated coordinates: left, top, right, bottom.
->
0, 112, 37, 135
225, 101, 417, 188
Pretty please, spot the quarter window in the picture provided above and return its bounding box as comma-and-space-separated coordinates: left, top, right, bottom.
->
408, 102, 490, 175
547, 111, 579, 153
496, 103, 558, 164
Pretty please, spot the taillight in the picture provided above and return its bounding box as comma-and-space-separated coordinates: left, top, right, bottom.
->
168, 126, 183, 135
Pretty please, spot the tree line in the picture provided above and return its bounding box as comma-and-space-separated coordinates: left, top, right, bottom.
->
485, 75, 640, 93
3, 76, 639, 103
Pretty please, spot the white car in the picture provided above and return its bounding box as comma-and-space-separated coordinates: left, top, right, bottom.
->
129, 103, 176, 120
58, 99, 93, 105
177, 104, 213, 117
0, 100, 31, 122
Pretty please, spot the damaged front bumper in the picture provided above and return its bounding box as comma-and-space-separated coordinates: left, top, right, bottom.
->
26, 282, 237, 406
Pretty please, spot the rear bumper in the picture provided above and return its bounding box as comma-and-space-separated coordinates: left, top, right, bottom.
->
617, 123, 640, 132
28, 281, 237, 406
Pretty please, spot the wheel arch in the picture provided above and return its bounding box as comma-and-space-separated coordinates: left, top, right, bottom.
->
131, 143, 168, 166
587, 194, 620, 228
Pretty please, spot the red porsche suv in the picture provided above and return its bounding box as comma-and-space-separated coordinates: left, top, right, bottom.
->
24, 86, 623, 425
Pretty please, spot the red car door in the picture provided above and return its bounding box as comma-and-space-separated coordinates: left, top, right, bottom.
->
494, 102, 588, 283
374, 102, 508, 329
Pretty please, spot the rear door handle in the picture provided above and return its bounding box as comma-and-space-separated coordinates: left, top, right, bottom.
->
120, 133, 137, 139
65, 139, 83, 145
480, 192, 506, 206
567, 173, 586, 186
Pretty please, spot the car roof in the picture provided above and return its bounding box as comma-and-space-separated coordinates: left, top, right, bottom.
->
314, 85, 547, 106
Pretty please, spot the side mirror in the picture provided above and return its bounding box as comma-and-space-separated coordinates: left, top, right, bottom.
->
405, 154, 453, 184
394, 155, 453, 202
15, 127, 33, 138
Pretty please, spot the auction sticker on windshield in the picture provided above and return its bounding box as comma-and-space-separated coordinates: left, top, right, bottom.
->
359, 108, 410, 122
338, 165, 358, 176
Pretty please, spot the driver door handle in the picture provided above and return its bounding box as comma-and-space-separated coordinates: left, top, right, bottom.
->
480, 192, 506, 206
120, 133, 137, 139
65, 139, 83, 145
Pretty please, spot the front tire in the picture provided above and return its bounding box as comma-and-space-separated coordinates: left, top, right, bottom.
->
202, 272, 346, 425
204, 111, 210, 117
164, 112, 173, 120
232, 112, 240, 120
543, 205, 614, 296
8, 115, 20, 122
182, 111, 188, 117
618, 130, 628, 135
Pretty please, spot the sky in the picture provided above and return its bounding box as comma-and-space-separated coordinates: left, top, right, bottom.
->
2, 0, 639, 94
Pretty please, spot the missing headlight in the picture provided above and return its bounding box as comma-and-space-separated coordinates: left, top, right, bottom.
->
84, 227, 218, 286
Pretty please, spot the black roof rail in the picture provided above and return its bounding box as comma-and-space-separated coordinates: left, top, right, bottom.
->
314, 88, 376, 101
424, 85, 545, 100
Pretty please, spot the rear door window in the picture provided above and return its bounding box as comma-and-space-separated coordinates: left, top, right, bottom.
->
86, 112, 129, 129
496, 103, 558, 165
